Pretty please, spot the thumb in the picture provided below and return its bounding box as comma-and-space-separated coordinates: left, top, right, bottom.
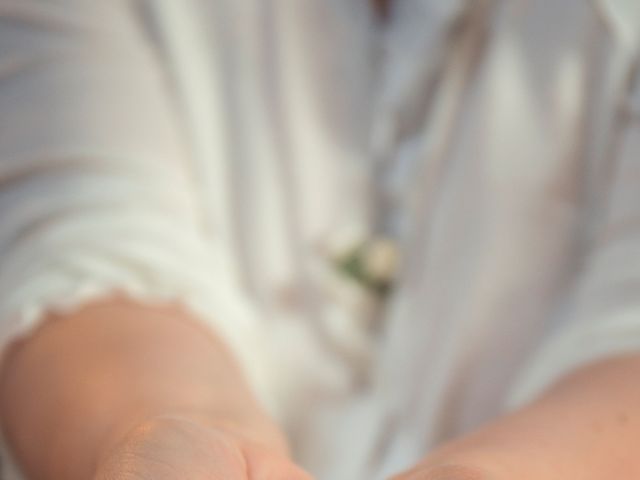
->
240, 441, 314, 480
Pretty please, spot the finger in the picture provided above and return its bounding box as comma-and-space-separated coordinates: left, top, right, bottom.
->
94, 418, 248, 480
240, 443, 313, 480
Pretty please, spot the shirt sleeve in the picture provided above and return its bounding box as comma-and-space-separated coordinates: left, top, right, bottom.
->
0, 0, 279, 426
507, 55, 640, 407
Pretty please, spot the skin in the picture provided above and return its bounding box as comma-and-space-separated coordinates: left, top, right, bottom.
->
391, 355, 640, 480
0, 298, 311, 480
1, 1, 629, 477
2, 297, 640, 480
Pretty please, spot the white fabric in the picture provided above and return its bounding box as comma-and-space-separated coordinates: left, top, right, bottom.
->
1, 1, 640, 479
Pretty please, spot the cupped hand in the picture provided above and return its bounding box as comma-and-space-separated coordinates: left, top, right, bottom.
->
94, 415, 312, 480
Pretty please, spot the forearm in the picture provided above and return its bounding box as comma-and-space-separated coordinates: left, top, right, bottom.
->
0, 298, 285, 480
405, 355, 640, 479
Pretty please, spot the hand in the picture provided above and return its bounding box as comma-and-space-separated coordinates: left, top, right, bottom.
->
388, 356, 640, 480
389, 446, 508, 480
0, 299, 310, 480
386, 410, 562, 480
94, 415, 312, 480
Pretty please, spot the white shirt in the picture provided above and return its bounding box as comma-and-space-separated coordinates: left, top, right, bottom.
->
1, 1, 640, 479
